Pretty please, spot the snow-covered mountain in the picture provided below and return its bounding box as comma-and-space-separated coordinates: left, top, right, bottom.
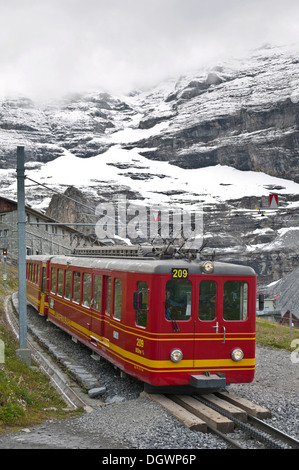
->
1, 44, 299, 288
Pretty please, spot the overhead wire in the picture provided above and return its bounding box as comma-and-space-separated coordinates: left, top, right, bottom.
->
24, 174, 203, 252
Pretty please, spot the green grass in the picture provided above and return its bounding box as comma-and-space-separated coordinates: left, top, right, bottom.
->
256, 317, 299, 351
0, 263, 81, 433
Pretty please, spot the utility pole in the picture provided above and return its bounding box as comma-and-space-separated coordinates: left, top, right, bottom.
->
3, 248, 7, 290
16, 146, 31, 366
3, 230, 7, 289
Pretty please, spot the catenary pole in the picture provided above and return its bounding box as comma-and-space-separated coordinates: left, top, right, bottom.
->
16, 146, 31, 366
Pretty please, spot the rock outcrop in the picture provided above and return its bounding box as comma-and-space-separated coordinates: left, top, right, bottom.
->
132, 48, 299, 182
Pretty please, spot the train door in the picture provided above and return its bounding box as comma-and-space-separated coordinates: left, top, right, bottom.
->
39, 264, 47, 315
220, 278, 255, 381
100, 275, 112, 341
194, 278, 255, 379
89, 273, 103, 346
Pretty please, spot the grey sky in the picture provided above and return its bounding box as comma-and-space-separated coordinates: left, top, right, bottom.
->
0, 0, 298, 99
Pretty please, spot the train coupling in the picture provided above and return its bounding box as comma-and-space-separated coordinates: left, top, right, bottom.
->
190, 372, 226, 390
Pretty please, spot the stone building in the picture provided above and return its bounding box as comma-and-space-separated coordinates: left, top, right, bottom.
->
0, 196, 98, 263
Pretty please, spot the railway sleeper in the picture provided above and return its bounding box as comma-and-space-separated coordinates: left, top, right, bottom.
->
141, 392, 207, 432
170, 395, 234, 434
215, 390, 272, 419
201, 393, 247, 422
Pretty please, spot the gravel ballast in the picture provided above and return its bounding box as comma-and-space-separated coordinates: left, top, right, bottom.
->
0, 300, 298, 449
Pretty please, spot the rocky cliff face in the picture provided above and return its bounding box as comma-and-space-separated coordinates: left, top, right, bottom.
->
1, 45, 298, 180
131, 47, 299, 183
45, 186, 98, 236
44, 183, 299, 286
0, 92, 132, 168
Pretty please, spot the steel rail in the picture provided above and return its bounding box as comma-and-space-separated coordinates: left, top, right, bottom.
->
247, 415, 299, 450
192, 395, 291, 449
205, 425, 245, 449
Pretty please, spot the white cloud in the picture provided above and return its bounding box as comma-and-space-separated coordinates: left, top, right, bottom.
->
0, 0, 299, 99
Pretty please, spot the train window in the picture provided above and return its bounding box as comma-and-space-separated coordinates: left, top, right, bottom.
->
51, 268, 57, 294
223, 281, 248, 321
36, 266, 39, 285
65, 271, 71, 300
198, 280, 217, 321
57, 269, 64, 297
94, 275, 102, 311
136, 282, 148, 328
105, 277, 111, 315
83, 273, 91, 308
113, 278, 122, 320
73, 271, 81, 304
165, 280, 191, 321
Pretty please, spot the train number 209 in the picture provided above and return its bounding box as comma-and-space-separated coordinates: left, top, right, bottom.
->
171, 268, 189, 279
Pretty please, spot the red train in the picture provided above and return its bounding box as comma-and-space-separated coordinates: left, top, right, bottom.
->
26, 254, 257, 393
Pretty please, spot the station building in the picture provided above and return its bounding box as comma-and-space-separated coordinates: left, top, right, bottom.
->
0, 196, 98, 263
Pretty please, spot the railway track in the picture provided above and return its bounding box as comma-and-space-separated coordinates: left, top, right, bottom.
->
144, 391, 299, 449
4, 296, 92, 413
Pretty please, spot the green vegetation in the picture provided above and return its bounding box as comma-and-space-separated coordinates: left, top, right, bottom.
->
0, 263, 79, 433
256, 317, 299, 350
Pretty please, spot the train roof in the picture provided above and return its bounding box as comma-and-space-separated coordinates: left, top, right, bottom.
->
27, 255, 256, 276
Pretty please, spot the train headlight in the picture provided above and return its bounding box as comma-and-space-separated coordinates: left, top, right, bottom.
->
231, 348, 244, 362
201, 261, 214, 274
170, 349, 183, 363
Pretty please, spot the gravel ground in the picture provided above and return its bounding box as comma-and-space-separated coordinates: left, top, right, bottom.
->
0, 302, 298, 450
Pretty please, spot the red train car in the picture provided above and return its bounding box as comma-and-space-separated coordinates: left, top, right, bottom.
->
26, 256, 50, 316
26, 255, 257, 393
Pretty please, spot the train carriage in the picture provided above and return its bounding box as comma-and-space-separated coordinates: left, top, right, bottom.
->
26, 254, 257, 393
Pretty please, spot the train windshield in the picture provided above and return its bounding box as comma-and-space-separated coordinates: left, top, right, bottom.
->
165, 280, 191, 321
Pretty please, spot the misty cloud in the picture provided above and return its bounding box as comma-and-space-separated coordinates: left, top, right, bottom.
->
0, 0, 298, 100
